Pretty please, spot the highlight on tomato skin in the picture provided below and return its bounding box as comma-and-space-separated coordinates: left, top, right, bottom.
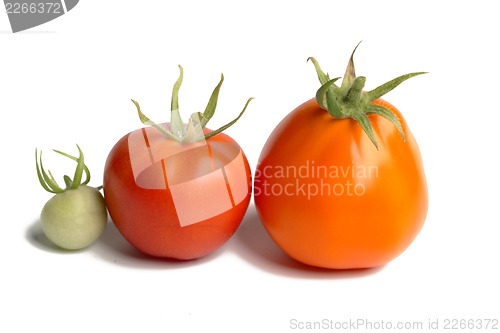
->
254, 45, 428, 270
103, 66, 254, 260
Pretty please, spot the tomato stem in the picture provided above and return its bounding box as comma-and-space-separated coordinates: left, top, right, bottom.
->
36, 145, 92, 194
309, 42, 427, 149
131, 66, 253, 143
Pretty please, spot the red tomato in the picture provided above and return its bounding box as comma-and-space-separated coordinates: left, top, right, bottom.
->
254, 49, 428, 269
104, 124, 252, 260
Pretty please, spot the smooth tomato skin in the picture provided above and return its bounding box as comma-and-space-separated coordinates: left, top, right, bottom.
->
254, 98, 428, 269
103, 124, 252, 260
40, 185, 107, 250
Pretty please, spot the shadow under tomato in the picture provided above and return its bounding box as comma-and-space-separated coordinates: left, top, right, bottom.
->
25, 218, 222, 269
230, 204, 385, 279
90, 217, 225, 269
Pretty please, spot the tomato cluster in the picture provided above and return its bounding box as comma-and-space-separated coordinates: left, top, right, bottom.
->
37, 45, 428, 269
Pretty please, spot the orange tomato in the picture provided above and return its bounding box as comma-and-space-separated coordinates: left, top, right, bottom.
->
255, 98, 427, 269
254, 48, 428, 269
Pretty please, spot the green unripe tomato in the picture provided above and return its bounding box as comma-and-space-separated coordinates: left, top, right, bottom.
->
40, 185, 107, 250
36, 145, 108, 251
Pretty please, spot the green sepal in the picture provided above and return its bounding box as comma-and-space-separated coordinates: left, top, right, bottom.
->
309, 43, 426, 149
183, 112, 205, 144
343, 76, 366, 105
46, 170, 61, 192
315, 77, 342, 117
340, 41, 361, 91
353, 113, 379, 150
41, 154, 64, 192
131, 99, 179, 141
36, 145, 94, 194
35, 149, 63, 194
170, 65, 185, 138
53, 145, 91, 187
63, 175, 73, 189
367, 104, 405, 141
365, 72, 427, 103
201, 74, 224, 128
204, 97, 254, 140
307, 57, 329, 85
132, 66, 252, 143
71, 145, 84, 189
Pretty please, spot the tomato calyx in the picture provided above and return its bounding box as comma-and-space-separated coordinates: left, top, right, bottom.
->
308, 42, 427, 149
36, 145, 92, 194
131, 65, 253, 144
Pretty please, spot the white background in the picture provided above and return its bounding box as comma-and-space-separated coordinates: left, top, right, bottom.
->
1, 1, 499, 332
